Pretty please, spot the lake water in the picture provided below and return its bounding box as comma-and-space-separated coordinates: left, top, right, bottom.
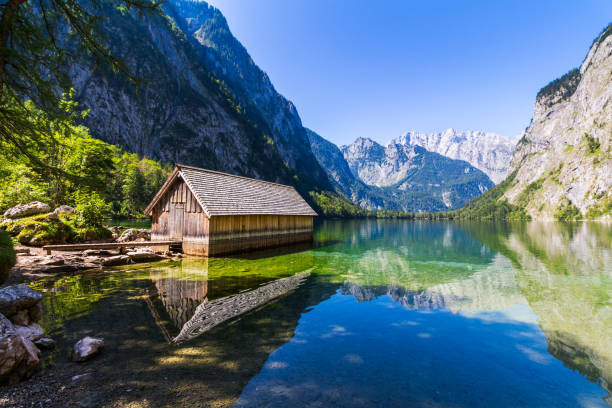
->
28, 220, 612, 407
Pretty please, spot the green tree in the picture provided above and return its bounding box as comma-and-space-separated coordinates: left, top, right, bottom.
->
0, 0, 160, 173
1, 95, 116, 207
0, 229, 16, 284
121, 165, 147, 215
74, 191, 111, 228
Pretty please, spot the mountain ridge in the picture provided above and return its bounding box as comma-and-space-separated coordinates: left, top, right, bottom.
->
502, 23, 611, 219
308, 129, 495, 212
393, 128, 517, 184
68, 0, 331, 201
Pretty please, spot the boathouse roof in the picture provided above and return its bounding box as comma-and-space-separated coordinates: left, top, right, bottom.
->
145, 164, 317, 217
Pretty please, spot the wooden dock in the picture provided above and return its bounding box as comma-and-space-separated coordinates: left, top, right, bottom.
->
42, 241, 182, 255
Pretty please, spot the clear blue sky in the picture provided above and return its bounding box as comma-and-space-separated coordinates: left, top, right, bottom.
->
206, 0, 611, 146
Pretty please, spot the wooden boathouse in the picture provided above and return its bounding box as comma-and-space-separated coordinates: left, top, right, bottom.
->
144, 164, 317, 256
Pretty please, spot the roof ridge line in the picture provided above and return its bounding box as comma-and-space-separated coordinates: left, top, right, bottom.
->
176, 164, 297, 190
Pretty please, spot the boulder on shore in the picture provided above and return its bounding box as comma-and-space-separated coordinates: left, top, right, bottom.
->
0, 285, 43, 318
0, 314, 39, 384
15, 323, 44, 342
52, 205, 76, 217
73, 337, 104, 362
3, 202, 51, 219
117, 228, 151, 243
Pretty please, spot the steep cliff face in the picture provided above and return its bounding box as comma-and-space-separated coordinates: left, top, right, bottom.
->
394, 129, 517, 184
306, 129, 389, 210
165, 0, 330, 191
308, 128, 494, 212
505, 24, 612, 219
69, 1, 329, 194
306, 129, 358, 194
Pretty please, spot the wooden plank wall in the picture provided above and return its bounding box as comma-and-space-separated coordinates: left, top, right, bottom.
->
150, 178, 314, 256
152, 179, 207, 241
207, 231, 313, 256
209, 215, 313, 235
205, 215, 313, 256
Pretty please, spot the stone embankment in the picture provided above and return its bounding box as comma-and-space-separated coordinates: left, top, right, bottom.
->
1, 202, 180, 284
0, 285, 53, 384
7, 245, 179, 285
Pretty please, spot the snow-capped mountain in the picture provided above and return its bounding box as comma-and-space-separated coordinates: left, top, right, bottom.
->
394, 129, 517, 184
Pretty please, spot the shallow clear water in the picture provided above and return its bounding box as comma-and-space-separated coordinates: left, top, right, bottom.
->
30, 221, 612, 407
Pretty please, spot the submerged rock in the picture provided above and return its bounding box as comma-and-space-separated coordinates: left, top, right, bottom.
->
101, 255, 130, 266
0, 314, 39, 384
72, 337, 104, 362
34, 337, 56, 349
127, 251, 164, 262
71, 372, 92, 386
3, 202, 51, 219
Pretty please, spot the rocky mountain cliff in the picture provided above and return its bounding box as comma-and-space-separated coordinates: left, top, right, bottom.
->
503, 24, 612, 219
308, 129, 494, 212
165, 0, 329, 190
69, 0, 330, 195
394, 129, 517, 184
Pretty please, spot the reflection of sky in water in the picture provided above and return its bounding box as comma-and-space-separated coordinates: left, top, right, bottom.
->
32, 220, 612, 407
235, 293, 608, 408
460, 303, 539, 325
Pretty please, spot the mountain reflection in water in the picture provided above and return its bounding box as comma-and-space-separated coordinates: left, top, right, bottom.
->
26, 220, 611, 407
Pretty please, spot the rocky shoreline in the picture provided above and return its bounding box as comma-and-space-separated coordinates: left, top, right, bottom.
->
6, 243, 179, 286
3, 222, 185, 285
0, 234, 184, 407
1, 201, 183, 285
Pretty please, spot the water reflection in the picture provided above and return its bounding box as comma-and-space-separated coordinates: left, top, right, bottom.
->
479, 222, 612, 402
22, 220, 612, 407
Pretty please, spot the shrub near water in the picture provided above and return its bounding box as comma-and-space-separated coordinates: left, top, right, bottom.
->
4, 210, 112, 246
0, 230, 16, 284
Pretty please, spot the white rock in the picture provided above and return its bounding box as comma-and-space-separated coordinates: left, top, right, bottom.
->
72, 337, 104, 362
117, 229, 150, 243
52, 205, 76, 216
504, 28, 612, 219
3, 202, 51, 219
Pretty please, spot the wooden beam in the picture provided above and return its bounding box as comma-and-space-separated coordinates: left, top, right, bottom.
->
43, 241, 182, 255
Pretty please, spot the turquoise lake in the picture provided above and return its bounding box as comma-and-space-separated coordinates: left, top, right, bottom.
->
26, 220, 612, 407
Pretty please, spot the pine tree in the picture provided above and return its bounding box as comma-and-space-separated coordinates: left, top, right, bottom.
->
121, 166, 147, 216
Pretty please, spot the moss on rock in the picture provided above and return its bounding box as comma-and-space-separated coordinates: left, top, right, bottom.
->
3, 213, 112, 247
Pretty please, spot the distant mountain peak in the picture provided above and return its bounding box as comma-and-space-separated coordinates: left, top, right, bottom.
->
394, 128, 517, 184
309, 128, 494, 212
